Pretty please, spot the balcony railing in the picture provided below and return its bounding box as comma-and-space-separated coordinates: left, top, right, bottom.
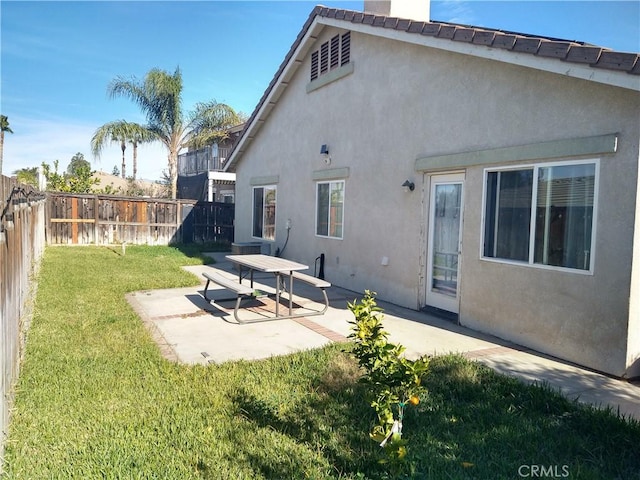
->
178, 146, 230, 175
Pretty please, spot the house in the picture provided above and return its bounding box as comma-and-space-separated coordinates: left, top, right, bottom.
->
225, 1, 640, 377
176, 123, 244, 201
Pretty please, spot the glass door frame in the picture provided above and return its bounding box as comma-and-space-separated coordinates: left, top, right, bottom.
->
425, 172, 465, 314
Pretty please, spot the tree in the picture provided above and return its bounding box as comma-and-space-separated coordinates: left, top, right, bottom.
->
126, 125, 156, 180
13, 167, 39, 188
1, 114, 14, 175
106, 67, 242, 198
67, 152, 91, 176
42, 158, 98, 193
41, 160, 69, 192
91, 120, 152, 179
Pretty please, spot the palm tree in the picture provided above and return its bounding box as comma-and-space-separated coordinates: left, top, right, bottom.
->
128, 127, 156, 180
13, 167, 38, 188
106, 67, 242, 198
91, 120, 153, 179
1, 115, 14, 176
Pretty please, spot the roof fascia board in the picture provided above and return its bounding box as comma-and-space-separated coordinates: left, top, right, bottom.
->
318, 17, 640, 92
208, 171, 236, 182
225, 18, 325, 171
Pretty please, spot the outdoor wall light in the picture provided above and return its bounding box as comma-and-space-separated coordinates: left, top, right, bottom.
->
402, 180, 415, 192
320, 144, 331, 164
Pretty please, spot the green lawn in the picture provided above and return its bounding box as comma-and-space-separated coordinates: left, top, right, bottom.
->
3, 246, 639, 479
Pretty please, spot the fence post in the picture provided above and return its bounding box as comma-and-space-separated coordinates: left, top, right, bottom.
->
93, 195, 99, 245
181, 202, 194, 244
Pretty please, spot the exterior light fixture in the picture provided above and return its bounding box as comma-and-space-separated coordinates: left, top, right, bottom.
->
320, 144, 331, 165
402, 180, 415, 192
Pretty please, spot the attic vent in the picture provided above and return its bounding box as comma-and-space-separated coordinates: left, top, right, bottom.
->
310, 31, 351, 82
311, 51, 319, 81
320, 42, 329, 74
330, 35, 340, 69
341, 32, 350, 66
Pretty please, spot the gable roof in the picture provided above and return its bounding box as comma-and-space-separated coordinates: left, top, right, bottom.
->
226, 5, 640, 170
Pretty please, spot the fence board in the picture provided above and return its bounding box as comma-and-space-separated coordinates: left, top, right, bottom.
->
46, 193, 234, 245
0, 176, 46, 470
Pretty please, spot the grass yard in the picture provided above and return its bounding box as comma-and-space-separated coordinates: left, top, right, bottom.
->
3, 246, 640, 479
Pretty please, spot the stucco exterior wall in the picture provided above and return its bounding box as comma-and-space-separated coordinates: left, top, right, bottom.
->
233, 27, 640, 376
627, 146, 640, 378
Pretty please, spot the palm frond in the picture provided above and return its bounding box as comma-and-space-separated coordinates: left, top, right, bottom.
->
186, 101, 243, 149
91, 120, 158, 157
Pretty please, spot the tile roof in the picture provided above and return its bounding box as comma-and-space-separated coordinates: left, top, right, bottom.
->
226, 5, 639, 169
317, 5, 640, 74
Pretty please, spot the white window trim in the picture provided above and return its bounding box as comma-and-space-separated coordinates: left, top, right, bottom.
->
315, 179, 345, 240
480, 158, 600, 275
252, 184, 277, 242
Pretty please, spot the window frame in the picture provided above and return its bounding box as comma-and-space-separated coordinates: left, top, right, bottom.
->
315, 179, 345, 240
251, 184, 277, 241
480, 158, 599, 275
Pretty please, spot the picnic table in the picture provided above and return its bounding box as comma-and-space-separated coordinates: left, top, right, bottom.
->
202, 254, 331, 323
227, 254, 308, 318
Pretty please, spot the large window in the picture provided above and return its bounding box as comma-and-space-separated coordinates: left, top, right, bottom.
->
252, 186, 276, 240
483, 160, 597, 271
316, 180, 344, 239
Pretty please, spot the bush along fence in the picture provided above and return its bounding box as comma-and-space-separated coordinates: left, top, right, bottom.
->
46, 193, 234, 245
0, 175, 47, 470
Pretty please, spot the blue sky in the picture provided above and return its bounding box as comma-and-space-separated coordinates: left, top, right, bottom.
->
2, 1, 639, 182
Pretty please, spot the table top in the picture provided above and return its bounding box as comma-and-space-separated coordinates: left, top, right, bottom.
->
226, 254, 308, 273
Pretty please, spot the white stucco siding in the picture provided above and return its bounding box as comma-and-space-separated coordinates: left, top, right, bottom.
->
627, 142, 640, 379
233, 26, 640, 375
236, 29, 430, 307
452, 75, 640, 376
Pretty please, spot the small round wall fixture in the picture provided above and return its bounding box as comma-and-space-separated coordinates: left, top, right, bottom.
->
402, 180, 415, 192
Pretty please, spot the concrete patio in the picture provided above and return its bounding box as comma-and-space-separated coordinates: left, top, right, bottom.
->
126, 253, 640, 422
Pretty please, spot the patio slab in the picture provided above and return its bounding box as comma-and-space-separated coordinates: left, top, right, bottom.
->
126, 255, 640, 421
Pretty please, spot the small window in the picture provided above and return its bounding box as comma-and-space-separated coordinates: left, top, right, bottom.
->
316, 180, 345, 239
252, 185, 276, 240
483, 160, 597, 271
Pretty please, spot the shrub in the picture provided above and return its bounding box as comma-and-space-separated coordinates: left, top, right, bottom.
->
347, 291, 430, 473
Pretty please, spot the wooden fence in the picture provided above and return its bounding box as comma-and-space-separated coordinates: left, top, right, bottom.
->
0, 176, 46, 468
46, 193, 234, 245
0, 187, 233, 467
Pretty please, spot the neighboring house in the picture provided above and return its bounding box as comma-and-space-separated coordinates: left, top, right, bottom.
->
225, 1, 640, 377
177, 123, 244, 201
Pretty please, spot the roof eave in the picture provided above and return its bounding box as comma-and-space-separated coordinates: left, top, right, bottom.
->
323, 16, 640, 92
226, 7, 640, 171
226, 10, 326, 172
